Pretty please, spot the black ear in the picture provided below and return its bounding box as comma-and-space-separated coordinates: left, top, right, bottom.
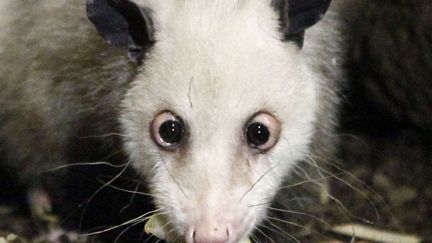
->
87, 0, 154, 64
272, 0, 332, 47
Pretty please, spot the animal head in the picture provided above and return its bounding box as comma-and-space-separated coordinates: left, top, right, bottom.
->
88, 0, 331, 242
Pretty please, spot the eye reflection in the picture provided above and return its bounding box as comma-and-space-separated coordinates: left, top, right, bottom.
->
152, 111, 185, 149
245, 113, 281, 151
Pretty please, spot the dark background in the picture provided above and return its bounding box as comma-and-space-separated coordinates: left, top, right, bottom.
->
327, 0, 432, 241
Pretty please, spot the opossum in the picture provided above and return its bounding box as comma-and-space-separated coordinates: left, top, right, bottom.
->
0, 0, 347, 242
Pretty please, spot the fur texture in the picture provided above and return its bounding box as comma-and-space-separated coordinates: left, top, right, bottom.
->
0, 0, 347, 241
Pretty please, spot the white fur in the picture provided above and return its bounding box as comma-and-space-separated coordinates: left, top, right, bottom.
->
0, 0, 344, 241
120, 0, 342, 241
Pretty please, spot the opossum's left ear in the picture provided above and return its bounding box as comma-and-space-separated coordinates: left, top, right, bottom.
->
272, 0, 332, 47
87, 0, 154, 64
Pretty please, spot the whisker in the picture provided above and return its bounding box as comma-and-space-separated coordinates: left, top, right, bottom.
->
262, 219, 300, 243
304, 154, 381, 224
143, 234, 157, 243
278, 133, 384, 226
266, 202, 354, 241
266, 218, 303, 243
248, 201, 271, 208
78, 132, 131, 139
114, 219, 144, 243
79, 159, 131, 230
96, 178, 154, 197
278, 175, 334, 190
240, 160, 278, 201
167, 229, 181, 243
290, 160, 328, 192
120, 183, 140, 213
161, 220, 179, 242
160, 157, 189, 199
254, 226, 276, 243
47, 161, 128, 172
257, 223, 286, 241
249, 197, 315, 208
267, 206, 330, 227
318, 156, 394, 222
296, 156, 367, 226
249, 232, 259, 243
265, 216, 308, 230
81, 208, 163, 237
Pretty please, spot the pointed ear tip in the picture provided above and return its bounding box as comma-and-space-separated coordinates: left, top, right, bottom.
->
274, 0, 333, 44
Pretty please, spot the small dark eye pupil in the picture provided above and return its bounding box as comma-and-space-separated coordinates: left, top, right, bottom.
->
159, 120, 184, 144
247, 122, 270, 147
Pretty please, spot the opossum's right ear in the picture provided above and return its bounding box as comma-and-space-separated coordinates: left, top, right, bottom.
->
87, 0, 154, 64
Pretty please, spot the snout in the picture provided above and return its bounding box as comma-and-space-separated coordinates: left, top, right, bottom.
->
187, 224, 230, 243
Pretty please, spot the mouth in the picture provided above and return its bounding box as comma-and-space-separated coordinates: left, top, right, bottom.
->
144, 214, 253, 243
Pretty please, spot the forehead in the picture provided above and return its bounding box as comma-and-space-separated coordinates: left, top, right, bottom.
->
133, 0, 306, 123
138, 0, 283, 51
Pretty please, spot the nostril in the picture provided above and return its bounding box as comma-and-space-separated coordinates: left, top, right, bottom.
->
192, 224, 230, 243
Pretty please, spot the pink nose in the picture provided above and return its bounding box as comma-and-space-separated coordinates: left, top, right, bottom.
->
190, 225, 230, 243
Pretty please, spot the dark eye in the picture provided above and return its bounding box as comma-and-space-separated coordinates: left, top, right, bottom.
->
152, 111, 185, 149
246, 113, 281, 151
247, 123, 270, 147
